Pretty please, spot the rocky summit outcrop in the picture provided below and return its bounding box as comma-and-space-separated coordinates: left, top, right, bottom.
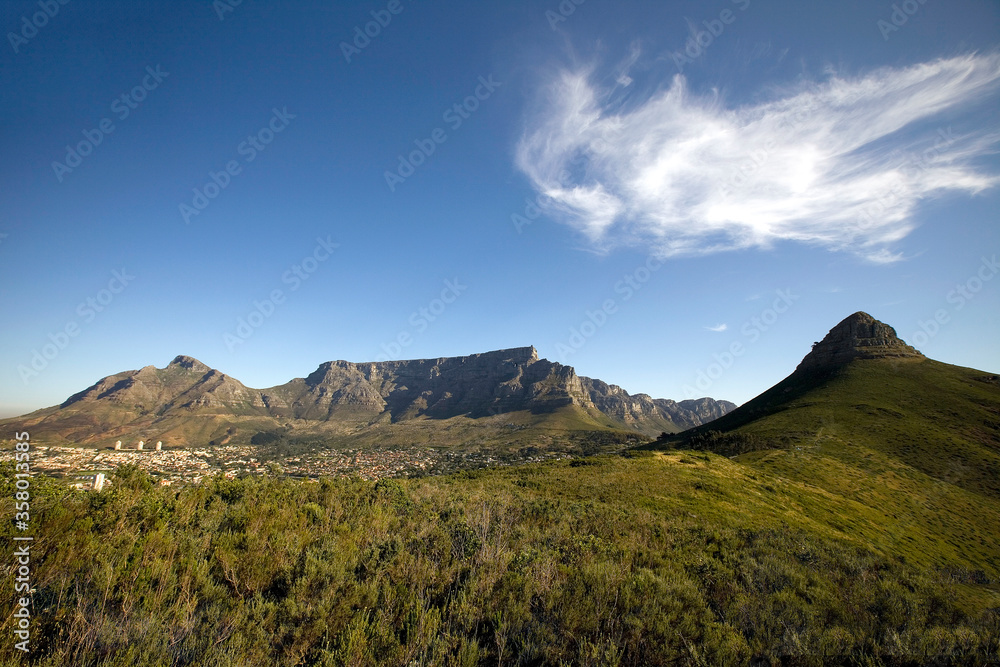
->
795, 312, 923, 373
11, 347, 734, 445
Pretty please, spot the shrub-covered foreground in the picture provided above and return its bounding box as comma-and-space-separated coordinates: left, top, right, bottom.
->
1, 455, 998, 666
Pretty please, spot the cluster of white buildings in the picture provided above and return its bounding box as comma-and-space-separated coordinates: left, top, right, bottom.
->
113, 440, 162, 451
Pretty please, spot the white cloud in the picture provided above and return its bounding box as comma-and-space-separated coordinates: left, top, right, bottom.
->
705, 324, 728, 332
516, 54, 1000, 262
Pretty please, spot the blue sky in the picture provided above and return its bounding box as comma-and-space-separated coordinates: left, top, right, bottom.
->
1, 0, 998, 417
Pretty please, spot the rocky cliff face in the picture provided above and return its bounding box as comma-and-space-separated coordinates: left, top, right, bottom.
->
265, 347, 733, 432
271, 347, 595, 421
671, 397, 740, 429
795, 312, 923, 373
579, 378, 737, 432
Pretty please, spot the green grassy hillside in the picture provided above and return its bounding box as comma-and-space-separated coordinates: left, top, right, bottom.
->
645, 357, 1000, 607
670, 358, 1000, 499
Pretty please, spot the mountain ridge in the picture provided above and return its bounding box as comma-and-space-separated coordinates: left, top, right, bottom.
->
7, 346, 735, 449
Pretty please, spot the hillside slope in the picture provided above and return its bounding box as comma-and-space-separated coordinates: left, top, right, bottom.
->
647, 312, 1000, 582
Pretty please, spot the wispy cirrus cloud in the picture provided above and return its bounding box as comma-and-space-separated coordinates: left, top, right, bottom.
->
515, 54, 1000, 262
705, 323, 728, 332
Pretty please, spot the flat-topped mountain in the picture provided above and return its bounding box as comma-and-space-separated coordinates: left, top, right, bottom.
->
263, 347, 585, 420
6, 347, 734, 451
